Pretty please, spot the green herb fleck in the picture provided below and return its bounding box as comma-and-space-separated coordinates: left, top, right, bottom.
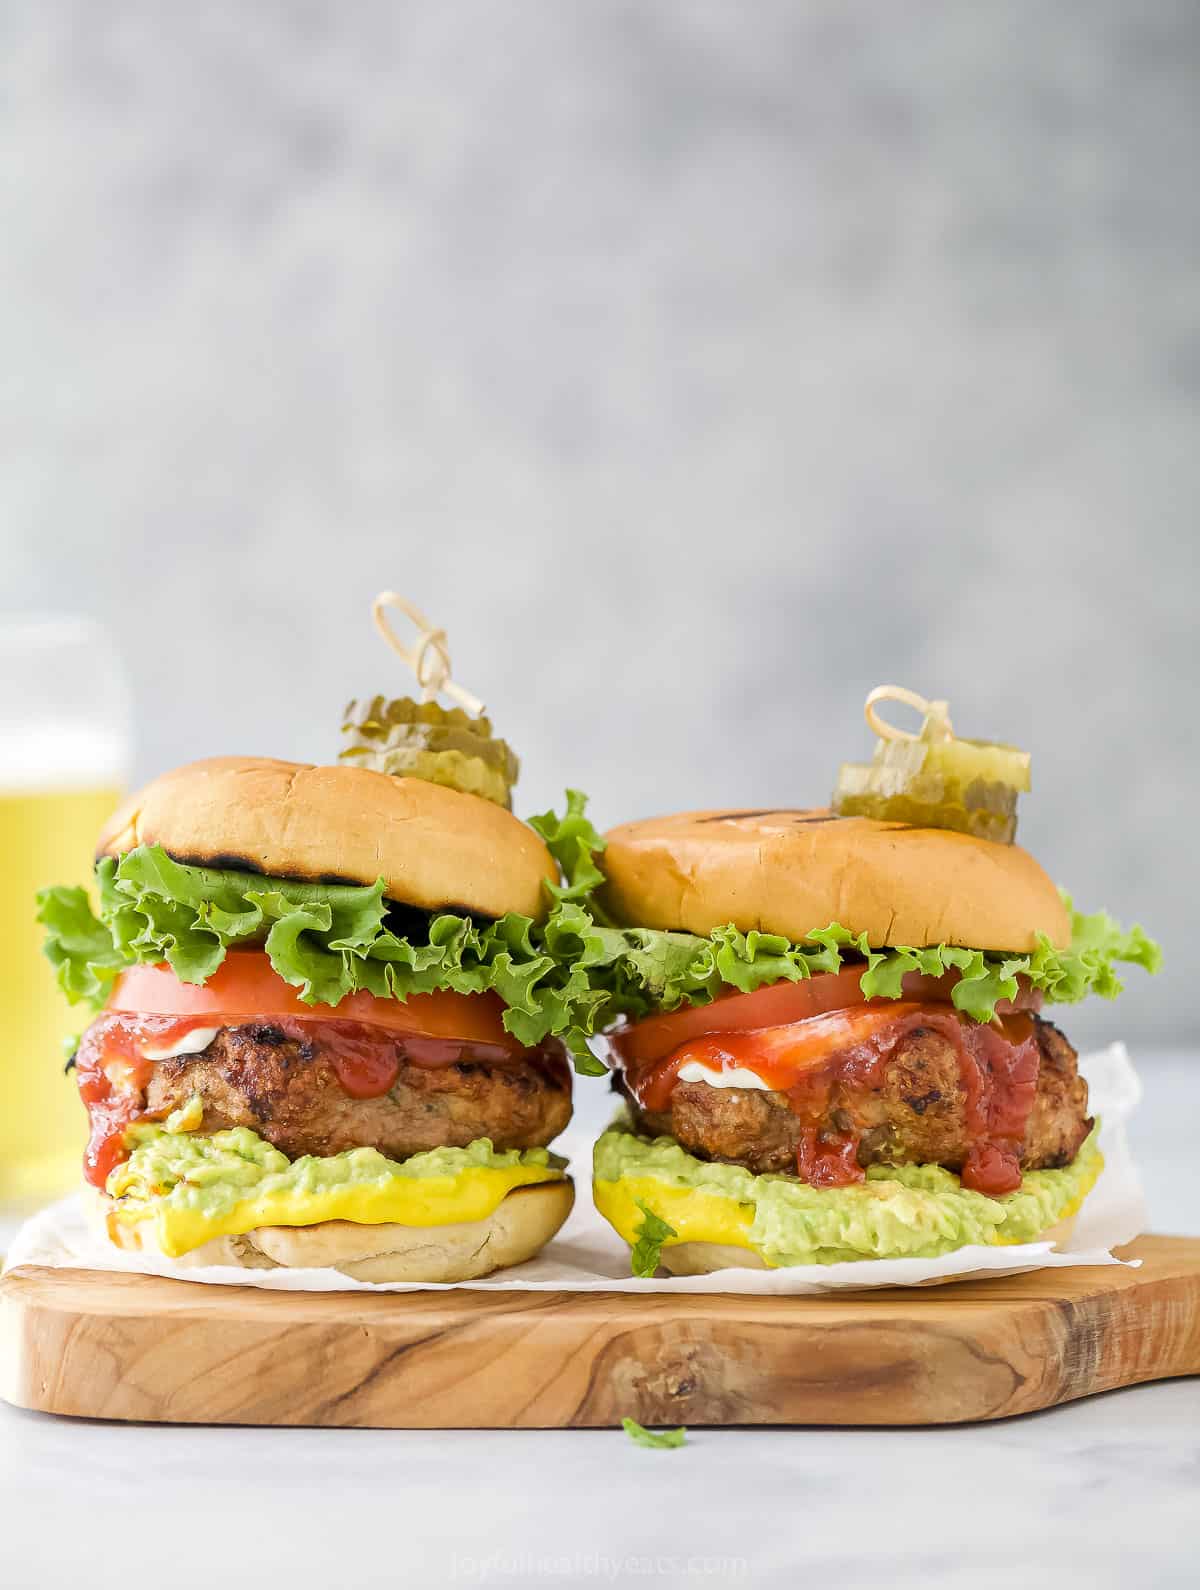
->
622, 1417, 687, 1449
630, 1198, 677, 1278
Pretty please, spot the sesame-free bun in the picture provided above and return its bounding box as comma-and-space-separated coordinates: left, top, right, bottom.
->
655, 1215, 1078, 1276
601, 809, 1070, 953
87, 1180, 574, 1283
97, 756, 556, 920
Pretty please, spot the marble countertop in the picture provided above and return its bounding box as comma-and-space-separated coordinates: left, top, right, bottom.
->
3, 1052, 1197, 1589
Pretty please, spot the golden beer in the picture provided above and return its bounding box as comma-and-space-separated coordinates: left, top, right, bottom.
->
0, 783, 124, 1201
0, 614, 130, 1207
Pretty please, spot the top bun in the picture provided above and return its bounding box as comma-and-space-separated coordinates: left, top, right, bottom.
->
600, 809, 1069, 953
97, 757, 556, 920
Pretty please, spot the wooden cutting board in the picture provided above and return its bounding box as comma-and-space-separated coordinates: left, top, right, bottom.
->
2, 1234, 1198, 1428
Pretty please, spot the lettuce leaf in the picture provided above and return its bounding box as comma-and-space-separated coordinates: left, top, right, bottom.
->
565, 902, 1160, 1028
38, 884, 129, 1005
528, 788, 612, 914
37, 845, 611, 1074
37, 793, 1161, 1077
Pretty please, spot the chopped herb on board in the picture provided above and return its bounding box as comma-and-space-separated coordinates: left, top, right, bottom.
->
622, 1417, 687, 1449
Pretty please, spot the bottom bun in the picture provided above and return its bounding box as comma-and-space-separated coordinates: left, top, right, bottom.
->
594, 1119, 1102, 1273
87, 1179, 574, 1282
658, 1213, 1079, 1277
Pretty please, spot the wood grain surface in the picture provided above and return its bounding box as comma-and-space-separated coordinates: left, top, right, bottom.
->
2, 1235, 1198, 1428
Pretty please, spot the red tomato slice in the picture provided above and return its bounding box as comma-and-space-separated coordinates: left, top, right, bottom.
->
105, 951, 518, 1050
627, 1004, 931, 1113
608, 966, 1038, 1069
609, 967, 872, 1067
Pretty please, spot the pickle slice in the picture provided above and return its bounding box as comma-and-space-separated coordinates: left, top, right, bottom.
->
832, 693, 1031, 843
340, 696, 519, 808
832, 768, 1019, 844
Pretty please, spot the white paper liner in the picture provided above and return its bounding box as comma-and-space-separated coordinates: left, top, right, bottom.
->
4, 1043, 1146, 1295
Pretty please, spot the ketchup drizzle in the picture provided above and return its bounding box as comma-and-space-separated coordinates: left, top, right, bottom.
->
75, 1015, 207, 1189
617, 1003, 1042, 1196
73, 1011, 566, 1190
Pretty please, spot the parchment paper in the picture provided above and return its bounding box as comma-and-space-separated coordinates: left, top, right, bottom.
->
4, 1042, 1146, 1295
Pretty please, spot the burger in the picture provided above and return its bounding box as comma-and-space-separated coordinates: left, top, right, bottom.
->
571, 805, 1160, 1275
38, 755, 591, 1281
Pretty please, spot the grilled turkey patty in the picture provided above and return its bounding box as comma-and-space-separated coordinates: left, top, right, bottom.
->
622, 1015, 1090, 1176
141, 1023, 572, 1160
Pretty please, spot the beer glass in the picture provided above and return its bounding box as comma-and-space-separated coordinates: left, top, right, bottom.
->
0, 616, 130, 1205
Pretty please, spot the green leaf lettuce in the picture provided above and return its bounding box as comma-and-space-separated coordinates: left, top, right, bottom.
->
38, 791, 1161, 1074
37, 842, 611, 1073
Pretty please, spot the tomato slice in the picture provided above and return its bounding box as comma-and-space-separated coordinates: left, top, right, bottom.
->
627, 1004, 929, 1113
607, 966, 1039, 1069
105, 952, 518, 1050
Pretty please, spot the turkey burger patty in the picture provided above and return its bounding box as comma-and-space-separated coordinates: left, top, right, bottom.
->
620, 1013, 1089, 1179
134, 1020, 574, 1161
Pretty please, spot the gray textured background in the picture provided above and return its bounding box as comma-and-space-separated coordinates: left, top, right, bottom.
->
3, 2, 1196, 1043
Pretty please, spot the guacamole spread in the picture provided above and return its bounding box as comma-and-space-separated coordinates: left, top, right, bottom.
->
106, 1098, 567, 1257
593, 1123, 1103, 1268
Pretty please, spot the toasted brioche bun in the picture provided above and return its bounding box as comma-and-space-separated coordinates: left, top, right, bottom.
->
86, 1179, 574, 1283
601, 808, 1069, 952
97, 756, 556, 920
657, 1214, 1079, 1276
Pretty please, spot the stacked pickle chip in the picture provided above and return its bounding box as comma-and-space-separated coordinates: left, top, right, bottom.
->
340, 696, 520, 809
832, 691, 1030, 844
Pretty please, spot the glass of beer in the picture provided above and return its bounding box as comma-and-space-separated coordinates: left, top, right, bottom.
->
0, 615, 130, 1206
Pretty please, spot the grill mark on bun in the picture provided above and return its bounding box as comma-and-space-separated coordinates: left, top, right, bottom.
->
166, 852, 375, 889
694, 810, 838, 826
99, 847, 491, 922
175, 851, 271, 876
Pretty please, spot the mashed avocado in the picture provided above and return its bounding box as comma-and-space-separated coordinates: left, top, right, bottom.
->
107, 1099, 567, 1257
593, 1123, 1103, 1268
